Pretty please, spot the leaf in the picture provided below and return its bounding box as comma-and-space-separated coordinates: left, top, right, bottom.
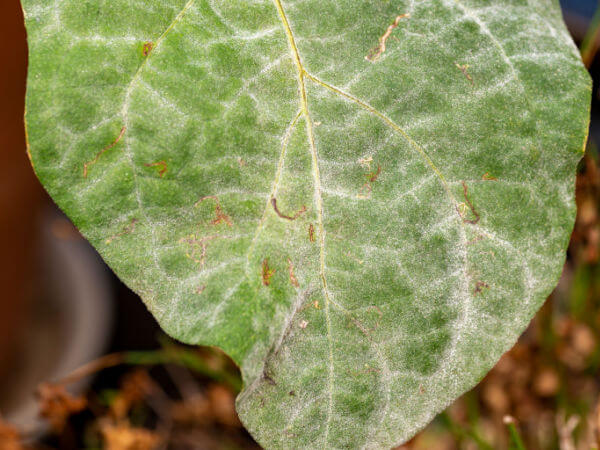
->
22, 0, 590, 447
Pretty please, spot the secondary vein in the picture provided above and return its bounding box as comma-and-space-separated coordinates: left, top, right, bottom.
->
303, 71, 458, 206
245, 109, 302, 273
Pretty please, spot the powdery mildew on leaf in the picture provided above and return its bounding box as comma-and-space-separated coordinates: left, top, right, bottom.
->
22, 0, 590, 447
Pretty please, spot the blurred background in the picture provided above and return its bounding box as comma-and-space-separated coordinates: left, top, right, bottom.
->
1, 0, 600, 449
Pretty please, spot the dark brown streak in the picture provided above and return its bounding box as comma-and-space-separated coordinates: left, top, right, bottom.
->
455, 62, 474, 86
308, 223, 316, 242
366, 13, 410, 62
263, 372, 277, 386
287, 258, 299, 288
460, 181, 480, 224
262, 258, 275, 286
144, 160, 168, 177
83, 126, 126, 178
105, 218, 138, 244
368, 165, 381, 183
196, 195, 233, 226
474, 281, 489, 295
142, 41, 154, 57
271, 197, 307, 221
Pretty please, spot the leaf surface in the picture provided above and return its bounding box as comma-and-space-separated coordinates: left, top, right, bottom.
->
22, 0, 590, 447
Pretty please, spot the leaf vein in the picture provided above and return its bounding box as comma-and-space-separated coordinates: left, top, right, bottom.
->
272, 0, 336, 444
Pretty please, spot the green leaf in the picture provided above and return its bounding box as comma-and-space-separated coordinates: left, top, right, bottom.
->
22, 0, 590, 447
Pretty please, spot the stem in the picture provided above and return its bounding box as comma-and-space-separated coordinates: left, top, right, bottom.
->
504, 416, 527, 450
439, 412, 494, 450
127, 348, 242, 392
52, 348, 242, 393
54, 353, 125, 386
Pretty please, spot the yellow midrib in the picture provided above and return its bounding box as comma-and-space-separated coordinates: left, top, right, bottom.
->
272, 0, 336, 443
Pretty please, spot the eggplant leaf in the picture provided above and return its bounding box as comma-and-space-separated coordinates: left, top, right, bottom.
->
22, 0, 590, 447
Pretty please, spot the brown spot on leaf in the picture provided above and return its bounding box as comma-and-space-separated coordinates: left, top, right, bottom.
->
482, 172, 498, 181
195, 196, 233, 226
368, 165, 381, 183
345, 315, 372, 337
142, 41, 154, 57
179, 234, 220, 266
262, 258, 275, 286
83, 126, 126, 178
263, 372, 276, 386
366, 14, 410, 62
271, 197, 307, 221
358, 165, 382, 199
106, 218, 138, 244
455, 62, 474, 86
287, 258, 299, 288
308, 223, 316, 242
457, 181, 480, 224
144, 160, 168, 177
196, 285, 206, 295
474, 280, 490, 295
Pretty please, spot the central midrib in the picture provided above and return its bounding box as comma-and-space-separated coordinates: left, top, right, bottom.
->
269, 1, 473, 444
272, 0, 336, 444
